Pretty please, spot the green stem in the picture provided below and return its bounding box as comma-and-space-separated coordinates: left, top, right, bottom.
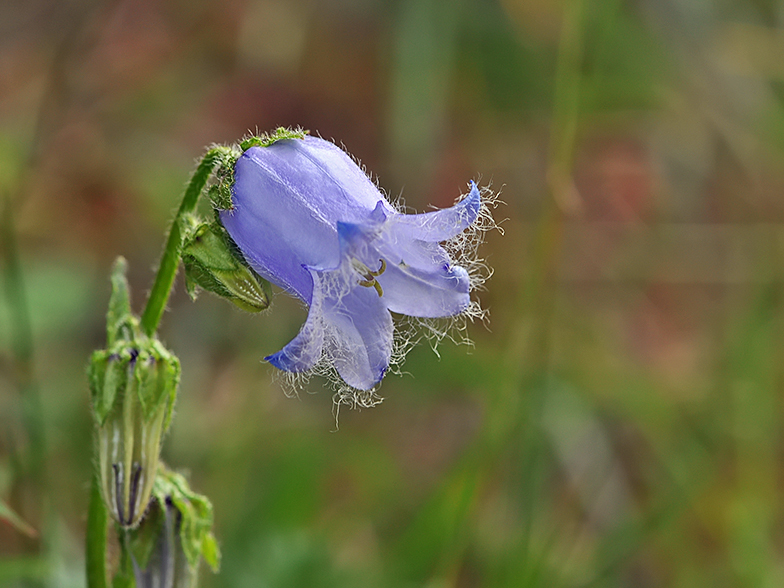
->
86, 475, 108, 588
112, 532, 135, 588
140, 146, 235, 336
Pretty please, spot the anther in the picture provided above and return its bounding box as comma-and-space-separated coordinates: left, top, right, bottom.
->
356, 259, 386, 297
371, 259, 386, 276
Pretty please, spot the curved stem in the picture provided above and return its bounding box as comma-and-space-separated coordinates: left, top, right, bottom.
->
140, 146, 235, 336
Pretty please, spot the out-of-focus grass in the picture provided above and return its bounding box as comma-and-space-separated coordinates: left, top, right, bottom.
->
3, 0, 784, 586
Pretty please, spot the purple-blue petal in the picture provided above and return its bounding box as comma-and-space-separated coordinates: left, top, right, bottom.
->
265, 271, 326, 372
293, 137, 390, 215
322, 285, 393, 390
265, 268, 394, 390
377, 261, 470, 318
376, 237, 451, 274
221, 137, 392, 302
391, 182, 481, 243
221, 146, 339, 301
336, 220, 380, 267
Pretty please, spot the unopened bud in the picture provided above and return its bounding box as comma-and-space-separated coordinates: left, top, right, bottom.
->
129, 466, 220, 588
88, 258, 180, 528
181, 217, 271, 313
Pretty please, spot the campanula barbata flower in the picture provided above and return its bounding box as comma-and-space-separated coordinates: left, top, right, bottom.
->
219, 135, 490, 399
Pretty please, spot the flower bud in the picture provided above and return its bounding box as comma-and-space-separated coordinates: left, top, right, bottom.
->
181, 217, 271, 313
129, 466, 220, 588
88, 258, 180, 528
130, 499, 192, 588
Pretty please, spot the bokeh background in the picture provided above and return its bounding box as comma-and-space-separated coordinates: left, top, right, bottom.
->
3, 0, 784, 586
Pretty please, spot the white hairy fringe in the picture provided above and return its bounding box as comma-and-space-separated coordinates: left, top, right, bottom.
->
275, 182, 501, 424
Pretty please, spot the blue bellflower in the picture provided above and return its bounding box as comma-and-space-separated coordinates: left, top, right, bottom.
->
220, 135, 482, 391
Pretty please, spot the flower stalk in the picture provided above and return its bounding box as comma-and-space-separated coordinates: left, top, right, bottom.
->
140, 146, 238, 337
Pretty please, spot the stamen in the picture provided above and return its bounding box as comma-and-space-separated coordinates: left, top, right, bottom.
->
370, 259, 386, 276
355, 259, 386, 297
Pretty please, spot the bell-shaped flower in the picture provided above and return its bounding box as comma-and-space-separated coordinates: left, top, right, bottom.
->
219, 135, 483, 391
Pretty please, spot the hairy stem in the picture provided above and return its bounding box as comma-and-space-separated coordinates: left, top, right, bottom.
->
140, 146, 234, 336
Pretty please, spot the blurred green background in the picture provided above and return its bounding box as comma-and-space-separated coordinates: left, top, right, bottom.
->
3, 0, 784, 586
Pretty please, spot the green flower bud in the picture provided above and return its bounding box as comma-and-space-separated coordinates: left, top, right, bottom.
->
181, 216, 271, 313
130, 499, 193, 588
129, 466, 220, 588
88, 258, 180, 528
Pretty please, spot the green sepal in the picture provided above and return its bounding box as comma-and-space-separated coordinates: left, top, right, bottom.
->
88, 350, 126, 426
90, 341, 178, 527
210, 167, 235, 211
88, 339, 179, 429
154, 468, 220, 572
126, 467, 220, 588
135, 340, 180, 424
207, 129, 307, 211
239, 126, 308, 151
181, 216, 271, 312
129, 465, 221, 575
